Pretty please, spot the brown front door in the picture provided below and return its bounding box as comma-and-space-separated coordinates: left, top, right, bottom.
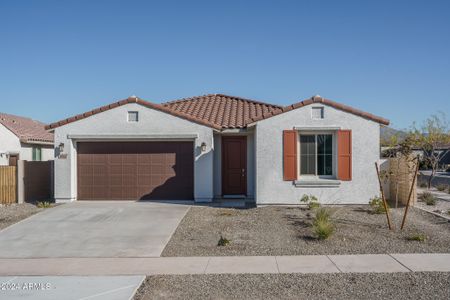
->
77, 141, 194, 200
222, 136, 247, 195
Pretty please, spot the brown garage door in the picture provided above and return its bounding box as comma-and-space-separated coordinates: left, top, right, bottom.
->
77, 142, 194, 200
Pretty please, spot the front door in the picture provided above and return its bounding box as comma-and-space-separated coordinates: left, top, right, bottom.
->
222, 136, 247, 195
8, 155, 18, 166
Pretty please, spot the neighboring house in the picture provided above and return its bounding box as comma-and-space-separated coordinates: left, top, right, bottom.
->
0, 112, 54, 166
46, 94, 389, 204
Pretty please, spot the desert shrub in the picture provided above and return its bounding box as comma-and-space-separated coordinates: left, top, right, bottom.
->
418, 181, 428, 188
37, 201, 52, 208
436, 184, 448, 192
406, 233, 427, 242
312, 208, 334, 240
418, 159, 431, 170
217, 236, 230, 246
300, 194, 320, 209
419, 192, 437, 206
369, 196, 389, 214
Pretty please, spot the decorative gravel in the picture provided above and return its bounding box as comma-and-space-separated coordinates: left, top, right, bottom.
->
134, 272, 450, 300
415, 188, 450, 220
0, 203, 42, 231
161, 205, 450, 256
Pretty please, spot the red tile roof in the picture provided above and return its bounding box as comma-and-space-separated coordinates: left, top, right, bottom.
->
249, 95, 390, 126
162, 94, 283, 129
46, 94, 389, 131
46, 97, 223, 130
0, 112, 54, 144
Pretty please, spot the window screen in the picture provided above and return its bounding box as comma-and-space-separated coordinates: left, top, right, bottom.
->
300, 134, 333, 176
317, 134, 332, 175
128, 111, 139, 122
32, 147, 42, 161
300, 135, 316, 175
311, 107, 324, 119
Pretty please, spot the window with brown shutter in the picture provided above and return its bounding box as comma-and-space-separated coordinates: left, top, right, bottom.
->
283, 130, 297, 181
337, 130, 352, 181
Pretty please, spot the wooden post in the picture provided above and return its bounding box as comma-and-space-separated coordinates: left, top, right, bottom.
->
375, 162, 393, 230
400, 156, 420, 230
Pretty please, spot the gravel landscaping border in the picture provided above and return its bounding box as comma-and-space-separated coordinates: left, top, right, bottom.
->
162, 205, 450, 257
134, 272, 450, 300
0, 203, 44, 231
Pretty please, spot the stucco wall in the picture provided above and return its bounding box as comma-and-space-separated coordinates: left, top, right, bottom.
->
213, 132, 255, 199
53, 103, 214, 202
0, 124, 20, 165
255, 104, 381, 204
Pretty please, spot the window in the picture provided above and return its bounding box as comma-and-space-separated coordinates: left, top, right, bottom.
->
128, 111, 139, 122
299, 134, 333, 176
311, 107, 324, 119
32, 147, 42, 161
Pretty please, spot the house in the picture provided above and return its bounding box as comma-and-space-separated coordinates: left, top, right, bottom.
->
46, 94, 389, 204
0, 112, 54, 166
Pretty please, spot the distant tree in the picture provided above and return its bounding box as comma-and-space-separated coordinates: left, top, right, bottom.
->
410, 113, 450, 189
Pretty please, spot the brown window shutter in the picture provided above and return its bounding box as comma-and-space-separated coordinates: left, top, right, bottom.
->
337, 130, 352, 181
283, 130, 297, 181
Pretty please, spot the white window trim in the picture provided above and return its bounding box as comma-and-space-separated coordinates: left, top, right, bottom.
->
127, 111, 139, 122
297, 130, 338, 181
311, 106, 325, 120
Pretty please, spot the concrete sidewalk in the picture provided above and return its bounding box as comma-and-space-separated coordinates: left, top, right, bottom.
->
1, 253, 449, 276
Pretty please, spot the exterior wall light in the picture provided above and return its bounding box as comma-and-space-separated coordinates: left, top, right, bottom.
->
200, 142, 207, 152
58, 143, 65, 153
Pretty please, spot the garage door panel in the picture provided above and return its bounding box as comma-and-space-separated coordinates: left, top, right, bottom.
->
109, 154, 122, 164
109, 187, 122, 199
137, 165, 151, 175
123, 154, 138, 164
77, 141, 194, 200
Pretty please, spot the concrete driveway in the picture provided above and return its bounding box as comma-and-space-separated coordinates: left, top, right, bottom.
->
0, 201, 190, 258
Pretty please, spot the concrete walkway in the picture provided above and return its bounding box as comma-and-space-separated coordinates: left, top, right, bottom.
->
1, 253, 449, 276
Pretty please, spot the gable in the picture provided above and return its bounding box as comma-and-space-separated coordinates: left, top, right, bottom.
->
52, 102, 216, 137
46, 96, 222, 130
250, 96, 389, 126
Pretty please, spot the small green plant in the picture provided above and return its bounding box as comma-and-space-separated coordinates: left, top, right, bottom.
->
217, 236, 230, 246
406, 233, 427, 242
419, 192, 437, 206
369, 196, 388, 214
37, 201, 52, 208
312, 207, 334, 240
418, 181, 427, 188
436, 184, 448, 192
300, 194, 320, 209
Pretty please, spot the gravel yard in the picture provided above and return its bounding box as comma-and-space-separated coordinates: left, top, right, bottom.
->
161, 205, 450, 256
415, 188, 450, 220
0, 203, 43, 230
134, 272, 450, 300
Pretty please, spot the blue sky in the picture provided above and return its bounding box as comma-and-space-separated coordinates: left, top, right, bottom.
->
1, 0, 449, 129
